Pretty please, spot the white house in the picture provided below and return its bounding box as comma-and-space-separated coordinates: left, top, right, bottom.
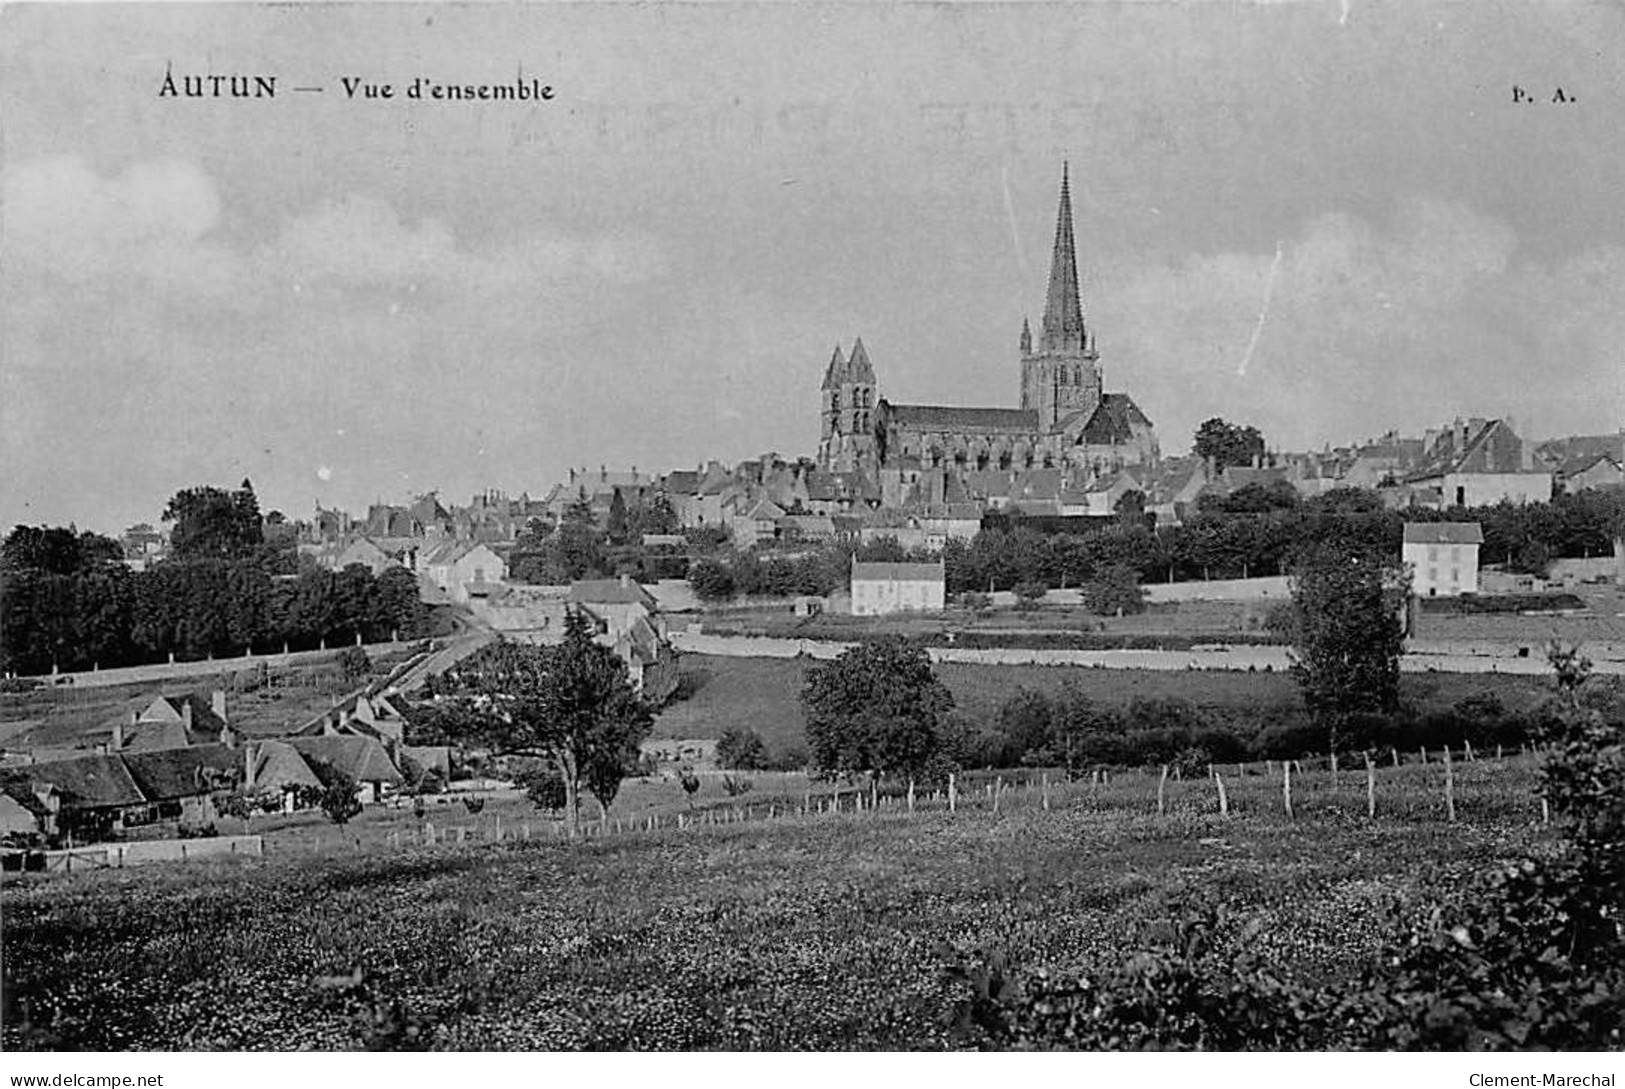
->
1403, 522, 1483, 597
849, 560, 946, 616
419, 541, 507, 605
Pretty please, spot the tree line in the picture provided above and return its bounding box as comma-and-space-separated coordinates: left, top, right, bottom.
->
0, 481, 428, 675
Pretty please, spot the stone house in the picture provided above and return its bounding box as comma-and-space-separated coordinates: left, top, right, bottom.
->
1403, 522, 1483, 598
850, 560, 947, 616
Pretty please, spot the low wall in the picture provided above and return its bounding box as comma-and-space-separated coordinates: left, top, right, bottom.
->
1143, 576, 1293, 603
42, 835, 264, 872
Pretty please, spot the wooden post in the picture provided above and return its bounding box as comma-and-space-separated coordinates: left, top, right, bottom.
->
1365, 752, 1376, 819
1443, 746, 1456, 823
1541, 797, 1550, 824
1392, 747, 1400, 769
1041, 773, 1050, 812
993, 777, 1002, 814
1330, 750, 1339, 790
495, 816, 502, 841
1213, 769, 1229, 817
907, 778, 915, 814
948, 773, 957, 813
1282, 761, 1294, 819
1464, 739, 1475, 762
1496, 743, 1503, 762
523, 822, 531, 840
1419, 746, 1427, 765
1157, 764, 1169, 816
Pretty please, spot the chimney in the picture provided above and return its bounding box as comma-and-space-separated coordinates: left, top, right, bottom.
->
112, 714, 129, 751
619, 572, 631, 589
212, 690, 227, 725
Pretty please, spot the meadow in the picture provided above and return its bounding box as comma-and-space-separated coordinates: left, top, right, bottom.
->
654, 653, 1557, 757
1, 754, 1554, 1050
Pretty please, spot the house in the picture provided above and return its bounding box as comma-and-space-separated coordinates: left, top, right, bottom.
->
419, 541, 508, 605
850, 560, 947, 616
110, 691, 233, 752
0, 754, 150, 843
1555, 452, 1625, 493
245, 740, 324, 812
570, 577, 680, 698
287, 736, 404, 804
330, 536, 407, 576
728, 497, 786, 548
1405, 418, 1552, 508
1403, 522, 1483, 598
120, 745, 240, 828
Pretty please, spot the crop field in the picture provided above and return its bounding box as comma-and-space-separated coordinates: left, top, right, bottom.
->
0, 755, 1552, 1050
653, 653, 1556, 755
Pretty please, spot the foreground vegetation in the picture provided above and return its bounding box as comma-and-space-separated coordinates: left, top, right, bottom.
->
0, 757, 1559, 1050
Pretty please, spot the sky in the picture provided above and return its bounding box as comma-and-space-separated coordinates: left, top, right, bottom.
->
3, 1, 1623, 534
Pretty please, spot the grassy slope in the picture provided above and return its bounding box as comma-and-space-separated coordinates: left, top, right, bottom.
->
0, 758, 1547, 1050
653, 653, 1556, 755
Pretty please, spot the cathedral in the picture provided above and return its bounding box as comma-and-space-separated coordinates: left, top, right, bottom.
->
817, 166, 1158, 492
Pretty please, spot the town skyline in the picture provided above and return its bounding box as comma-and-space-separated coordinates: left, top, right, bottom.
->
5, 3, 1623, 534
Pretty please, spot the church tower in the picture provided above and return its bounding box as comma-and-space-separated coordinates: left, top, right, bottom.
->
1020, 164, 1102, 427
818, 338, 878, 472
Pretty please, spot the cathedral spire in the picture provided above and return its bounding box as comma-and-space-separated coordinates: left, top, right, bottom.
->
821, 344, 847, 389
1039, 162, 1087, 354
847, 336, 875, 382
1020, 316, 1032, 355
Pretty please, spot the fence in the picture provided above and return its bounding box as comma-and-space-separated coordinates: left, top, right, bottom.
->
337, 745, 1547, 857
36, 835, 264, 873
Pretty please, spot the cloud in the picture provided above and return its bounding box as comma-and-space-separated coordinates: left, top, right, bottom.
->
1095, 198, 1624, 450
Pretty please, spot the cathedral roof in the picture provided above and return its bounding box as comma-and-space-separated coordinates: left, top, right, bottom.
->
1058, 393, 1152, 445
883, 403, 1041, 433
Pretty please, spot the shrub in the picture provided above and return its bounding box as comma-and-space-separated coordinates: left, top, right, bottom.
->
715, 727, 769, 771
1080, 564, 1146, 616
1012, 582, 1047, 611
512, 764, 566, 813
337, 645, 372, 682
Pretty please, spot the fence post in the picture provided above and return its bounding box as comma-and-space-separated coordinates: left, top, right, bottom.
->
1041, 773, 1050, 812
1496, 743, 1503, 763
1365, 752, 1376, 819
949, 773, 957, 813
1330, 750, 1339, 791
1443, 746, 1457, 823
1157, 765, 1169, 816
1213, 769, 1229, 818
1392, 747, 1400, 769
907, 778, 916, 814
993, 777, 1003, 814
1464, 739, 1474, 763
1541, 797, 1550, 824
1419, 747, 1427, 765
1282, 761, 1294, 819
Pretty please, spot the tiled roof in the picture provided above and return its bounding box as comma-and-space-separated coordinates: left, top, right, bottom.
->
4, 755, 147, 809
883, 403, 1042, 433
1403, 522, 1484, 545
852, 561, 946, 582
662, 470, 703, 496
289, 736, 404, 786
569, 579, 658, 608
250, 741, 323, 792
1065, 393, 1153, 444
122, 744, 239, 802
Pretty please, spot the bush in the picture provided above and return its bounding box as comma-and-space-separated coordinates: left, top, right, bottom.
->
1080, 564, 1146, 616
512, 763, 566, 813
715, 727, 769, 771
1012, 582, 1047, 611
337, 645, 372, 682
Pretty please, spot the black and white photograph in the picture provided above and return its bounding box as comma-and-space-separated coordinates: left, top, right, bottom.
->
2, 0, 1624, 1065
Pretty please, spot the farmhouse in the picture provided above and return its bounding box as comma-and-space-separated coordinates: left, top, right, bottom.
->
1403, 522, 1483, 597
850, 560, 947, 616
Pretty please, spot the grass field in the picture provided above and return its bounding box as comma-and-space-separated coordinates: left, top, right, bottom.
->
653, 653, 1558, 757
0, 755, 1552, 1050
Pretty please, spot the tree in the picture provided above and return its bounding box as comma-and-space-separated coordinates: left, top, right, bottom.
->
432, 609, 654, 836
338, 645, 371, 683
1287, 541, 1408, 749
716, 726, 769, 770
163, 481, 264, 562
1080, 564, 1145, 616
315, 770, 364, 827
513, 762, 566, 812
1193, 417, 1266, 471
801, 637, 953, 787
1113, 489, 1147, 526
607, 488, 630, 546
688, 558, 736, 602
